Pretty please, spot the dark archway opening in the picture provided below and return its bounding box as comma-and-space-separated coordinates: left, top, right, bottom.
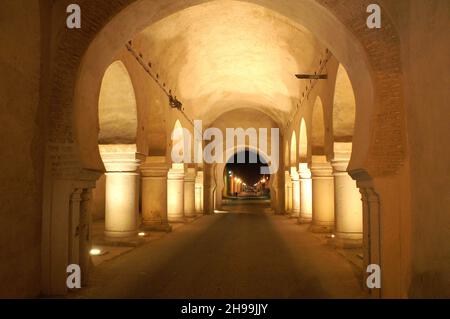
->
223, 150, 271, 200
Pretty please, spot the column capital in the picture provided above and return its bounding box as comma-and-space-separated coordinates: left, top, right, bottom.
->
80, 188, 92, 202
310, 155, 333, 177
290, 166, 299, 180
141, 156, 170, 177
298, 163, 312, 179
70, 188, 83, 202
185, 167, 197, 182
284, 170, 292, 181
99, 144, 144, 172
331, 142, 352, 173
168, 163, 185, 180
195, 170, 204, 183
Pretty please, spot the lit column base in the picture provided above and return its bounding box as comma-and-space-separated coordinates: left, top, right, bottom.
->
310, 156, 335, 233
141, 156, 172, 232
167, 163, 186, 223
331, 233, 363, 248
298, 163, 312, 224
100, 145, 143, 239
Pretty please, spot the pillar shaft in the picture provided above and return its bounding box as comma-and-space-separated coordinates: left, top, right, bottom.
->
195, 171, 204, 214
203, 164, 214, 215
230, 176, 235, 195
68, 189, 82, 266
290, 167, 300, 218
310, 156, 335, 233
298, 163, 312, 223
285, 171, 292, 214
167, 163, 185, 222
100, 145, 142, 239
141, 157, 171, 232
195, 171, 203, 214
332, 143, 363, 247
184, 167, 197, 217
79, 189, 92, 286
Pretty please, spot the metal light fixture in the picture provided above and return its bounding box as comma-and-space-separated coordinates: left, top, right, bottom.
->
169, 95, 183, 110
295, 74, 328, 80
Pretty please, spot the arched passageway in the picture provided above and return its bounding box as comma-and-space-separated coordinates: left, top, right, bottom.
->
42, 0, 404, 298
223, 150, 272, 201
4, 0, 447, 300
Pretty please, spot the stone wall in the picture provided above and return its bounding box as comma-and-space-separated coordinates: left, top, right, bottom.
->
0, 0, 44, 297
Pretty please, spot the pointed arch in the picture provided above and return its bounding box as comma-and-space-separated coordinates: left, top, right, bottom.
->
290, 131, 297, 167
98, 60, 137, 144
311, 96, 325, 155
284, 141, 290, 169
171, 119, 186, 162
333, 64, 356, 142
299, 118, 308, 161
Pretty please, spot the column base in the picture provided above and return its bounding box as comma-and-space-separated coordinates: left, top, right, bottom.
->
298, 216, 312, 224
168, 216, 188, 223
288, 211, 300, 219
184, 211, 197, 218
309, 223, 333, 233
330, 233, 363, 248
104, 230, 138, 239
142, 221, 172, 232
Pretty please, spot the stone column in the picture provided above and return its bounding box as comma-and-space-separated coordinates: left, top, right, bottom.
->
100, 145, 142, 239
141, 156, 172, 232
298, 163, 313, 224
284, 171, 292, 214
69, 189, 82, 266
184, 167, 197, 217
331, 143, 363, 248
290, 167, 300, 218
310, 155, 335, 233
230, 175, 235, 195
79, 188, 93, 286
355, 171, 381, 299
203, 164, 215, 215
195, 170, 204, 214
167, 163, 186, 222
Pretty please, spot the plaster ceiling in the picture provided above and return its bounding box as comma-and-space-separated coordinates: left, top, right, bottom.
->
133, 0, 325, 125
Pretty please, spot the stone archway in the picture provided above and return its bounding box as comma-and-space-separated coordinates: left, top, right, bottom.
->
290, 132, 297, 167
214, 145, 276, 211
48, 0, 405, 178
44, 0, 407, 297
96, 60, 142, 240
299, 118, 308, 162
311, 97, 325, 156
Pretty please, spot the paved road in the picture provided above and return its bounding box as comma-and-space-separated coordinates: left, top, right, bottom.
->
73, 201, 366, 299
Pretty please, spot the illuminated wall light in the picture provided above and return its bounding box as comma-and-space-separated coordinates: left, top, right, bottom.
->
138, 232, 146, 237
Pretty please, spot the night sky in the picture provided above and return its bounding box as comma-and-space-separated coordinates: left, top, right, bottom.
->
225, 150, 269, 186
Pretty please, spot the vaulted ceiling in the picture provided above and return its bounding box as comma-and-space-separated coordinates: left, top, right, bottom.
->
132, 0, 325, 125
